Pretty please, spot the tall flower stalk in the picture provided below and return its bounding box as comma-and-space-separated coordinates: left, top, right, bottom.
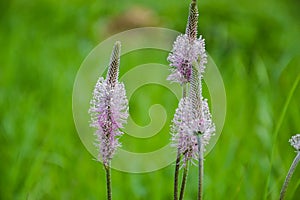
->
190, 66, 215, 200
167, 1, 207, 86
167, 0, 214, 199
279, 134, 300, 200
89, 41, 128, 200
173, 84, 187, 200
196, 133, 204, 200
179, 161, 189, 200
170, 68, 215, 200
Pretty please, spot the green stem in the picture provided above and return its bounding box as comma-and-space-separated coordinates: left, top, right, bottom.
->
104, 164, 112, 200
279, 152, 300, 200
264, 75, 300, 199
179, 161, 189, 200
174, 84, 187, 200
197, 134, 203, 200
174, 150, 181, 200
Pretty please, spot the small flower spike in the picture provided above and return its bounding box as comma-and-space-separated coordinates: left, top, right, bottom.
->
167, 0, 207, 85
171, 97, 198, 165
289, 134, 300, 151
89, 41, 129, 166
170, 67, 215, 165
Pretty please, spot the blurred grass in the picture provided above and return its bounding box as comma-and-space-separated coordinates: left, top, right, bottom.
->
1, 0, 300, 199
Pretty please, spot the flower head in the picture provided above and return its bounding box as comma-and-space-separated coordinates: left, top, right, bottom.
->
167, 0, 207, 85
170, 66, 215, 165
171, 98, 214, 165
171, 97, 197, 165
289, 134, 300, 151
89, 41, 129, 166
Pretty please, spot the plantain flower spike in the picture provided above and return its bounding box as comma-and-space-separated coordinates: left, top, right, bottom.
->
167, 0, 207, 85
170, 66, 215, 165
89, 41, 129, 166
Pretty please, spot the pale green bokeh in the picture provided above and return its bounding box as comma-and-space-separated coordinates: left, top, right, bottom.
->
1, 0, 300, 199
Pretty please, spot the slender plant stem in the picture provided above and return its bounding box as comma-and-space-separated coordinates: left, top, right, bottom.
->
174, 150, 181, 200
173, 83, 187, 200
197, 134, 203, 200
104, 164, 112, 200
279, 152, 300, 200
264, 75, 300, 199
179, 161, 189, 200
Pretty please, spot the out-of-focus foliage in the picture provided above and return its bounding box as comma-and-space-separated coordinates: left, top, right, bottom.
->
0, 0, 300, 199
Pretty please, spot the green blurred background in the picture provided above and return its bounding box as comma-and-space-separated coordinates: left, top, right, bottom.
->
1, 0, 300, 199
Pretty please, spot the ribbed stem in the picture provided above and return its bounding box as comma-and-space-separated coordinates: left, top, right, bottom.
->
197, 134, 203, 200
174, 150, 181, 200
104, 164, 112, 200
279, 152, 300, 200
179, 161, 189, 200
174, 84, 188, 200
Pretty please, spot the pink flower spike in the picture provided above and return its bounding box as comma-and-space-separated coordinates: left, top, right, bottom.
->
170, 66, 215, 165
167, 0, 207, 85
89, 41, 129, 166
